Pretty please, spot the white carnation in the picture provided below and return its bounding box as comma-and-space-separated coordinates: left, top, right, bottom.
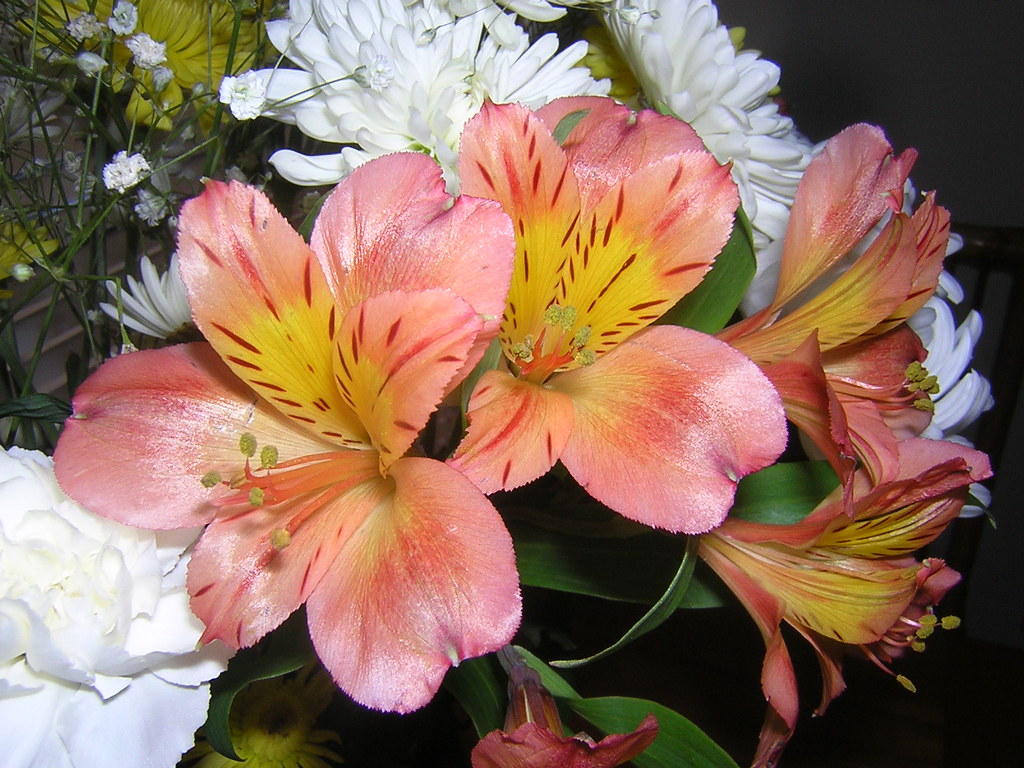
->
0, 447, 232, 768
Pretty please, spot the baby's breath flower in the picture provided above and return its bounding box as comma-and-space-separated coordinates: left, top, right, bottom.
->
218, 71, 268, 120
74, 51, 108, 76
67, 12, 102, 40
125, 31, 166, 69
133, 187, 170, 226
108, 0, 139, 35
102, 150, 150, 193
151, 64, 174, 92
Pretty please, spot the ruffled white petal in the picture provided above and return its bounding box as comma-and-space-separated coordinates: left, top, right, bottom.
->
255, 0, 607, 186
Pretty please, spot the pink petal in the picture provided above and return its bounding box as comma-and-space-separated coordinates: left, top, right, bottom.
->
535, 96, 708, 212
310, 152, 515, 375
177, 181, 365, 443
776, 124, 916, 307
305, 457, 521, 712
762, 333, 856, 505
449, 367, 575, 494
54, 344, 337, 529
556, 326, 787, 534
187, 450, 382, 648
472, 715, 659, 768
333, 290, 485, 472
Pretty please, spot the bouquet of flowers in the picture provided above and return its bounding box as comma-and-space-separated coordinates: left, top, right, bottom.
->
1, 1, 995, 767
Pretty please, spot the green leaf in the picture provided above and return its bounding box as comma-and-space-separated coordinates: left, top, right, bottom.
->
513, 651, 737, 767
444, 654, 507, 737
551, 537, 699, 668
0, 393, 71, 422
552, 109, 591, 145
513, 646, 581, 700
569, 697, 741, 768
511, 520, 727, 609
510, 518, 725, 608
297, 190, 331, 241
657, 206, 756, 333
730, 460, 839, 525
460, 337, 503, 423
204, 609, 316, 759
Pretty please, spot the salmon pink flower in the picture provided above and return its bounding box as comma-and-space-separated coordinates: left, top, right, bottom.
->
54, 153, 522, 713
471, 648, 658, 768
450, 97, 788, 535
719, 125, 951, 489
699, 438, 992, 767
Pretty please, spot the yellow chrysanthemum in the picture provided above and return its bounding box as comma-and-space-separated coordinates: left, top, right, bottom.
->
32, 0, 265, 129
0, 218, 59, 298
581, 24, 641, 106
187, 665, 343, 768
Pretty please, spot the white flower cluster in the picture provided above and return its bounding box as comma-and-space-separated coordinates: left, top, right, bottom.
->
255, 0, 608, 187
124, 32, 167, 70
107, 0, 138, 36
602, 0, 814, 252
102, 150, 150, 193
0, 447, 231, 768
66, 12, 102, 41
219, 71, 269, 120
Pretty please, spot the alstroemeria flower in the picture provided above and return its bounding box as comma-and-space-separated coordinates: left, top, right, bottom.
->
471, 648, 658, 768
699, 437, 992, 767
450, 97, 787, 535
719, 125, 949, 488
54, 153, 522, 713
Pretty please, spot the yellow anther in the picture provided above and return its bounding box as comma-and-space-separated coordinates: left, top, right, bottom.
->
260, 445, 279, 469
919, 614, 938, 627
905, 361, 925, 381
271, 528, 292, 550
201, 470, 222, 488
941, 615, 961, 630
914, 398, 936, 412
543, 304, 563, 326
511, 335, 535, 362
248, 487, 264, 506
896, 674, 917, 693
239, 432, 257, 458
915, 625, 935, 640
574, 349, 596, 367
910, 639, 926, 653
559, 305, 577, 331
572, 326, 591, 348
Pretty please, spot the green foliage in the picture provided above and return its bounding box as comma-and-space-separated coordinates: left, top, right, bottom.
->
204, 609, 316, 760
730, 460, 840, 525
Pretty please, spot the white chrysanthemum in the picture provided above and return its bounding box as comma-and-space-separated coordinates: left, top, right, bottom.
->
124, 31, 167, 69
219, 70, 269, 120
908, 279, 994, 441
602, 0, 813, 251
107, 0, 138, 36
257, 0, 607, 187
102, 150, 150, 193
0, 446, 232, 768
100, 252, 192, 338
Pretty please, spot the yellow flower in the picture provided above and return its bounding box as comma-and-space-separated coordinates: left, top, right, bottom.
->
33, 0, 266, 130
581, 24, 641, 106
0, 218, 59, 298
187, 665, 343, 768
